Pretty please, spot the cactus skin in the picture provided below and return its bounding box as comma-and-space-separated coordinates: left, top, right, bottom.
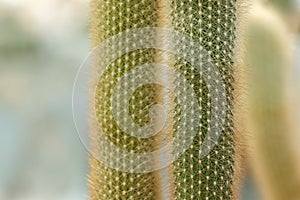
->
243, 3, 300, 200
89, 0, 246, 199
170, 1, 245, 199
89, 1, 161, 199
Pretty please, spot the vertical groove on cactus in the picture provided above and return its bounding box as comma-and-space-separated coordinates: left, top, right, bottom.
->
88, 0, 246, 199
244, 3, 300, 200
154, 0, 176, 199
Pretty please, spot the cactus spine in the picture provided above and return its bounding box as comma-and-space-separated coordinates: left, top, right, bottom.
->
170, 1, 245, 199
243, 2, 300, 200
89, 0, 246, 199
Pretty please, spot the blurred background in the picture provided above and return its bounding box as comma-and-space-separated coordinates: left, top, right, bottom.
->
0, 0, 299, 200
0, 0, 89, 199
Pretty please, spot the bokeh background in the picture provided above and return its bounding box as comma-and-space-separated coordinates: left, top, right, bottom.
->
0, 0, 89, 199
0, 0, 299, 200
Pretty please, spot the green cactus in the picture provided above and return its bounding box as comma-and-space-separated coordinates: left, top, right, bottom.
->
266, 0, 294, 13
170, 1, 245, 199
88, 0, 246, 199
243, 3, 300, 200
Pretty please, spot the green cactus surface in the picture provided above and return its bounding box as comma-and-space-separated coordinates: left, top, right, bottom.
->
89, 0, 246, 199
170, 1, 243, 199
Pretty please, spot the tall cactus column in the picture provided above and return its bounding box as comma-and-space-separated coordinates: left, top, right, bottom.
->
88, 0, 246, 199
89, 1, 161, 199
243, 2, 300, 199
170, 1, 245, 199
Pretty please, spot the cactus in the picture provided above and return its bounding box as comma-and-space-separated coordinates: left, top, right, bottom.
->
88, 0, 246, 199
265, 0, 294, 13
243, 2, 300, 200
170, 1, 246, 199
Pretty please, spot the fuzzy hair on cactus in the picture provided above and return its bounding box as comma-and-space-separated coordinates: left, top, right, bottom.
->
88, 0, 246, 199
243, 2, 300, 200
